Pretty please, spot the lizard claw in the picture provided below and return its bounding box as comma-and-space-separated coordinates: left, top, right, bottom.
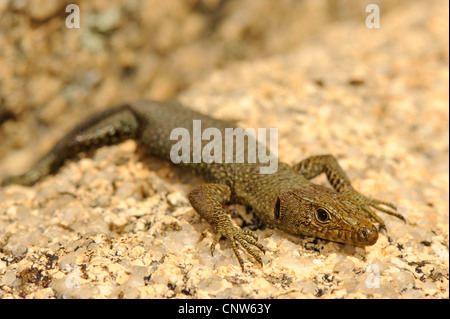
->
211, 222, 265, 271
356, 194, 406, 229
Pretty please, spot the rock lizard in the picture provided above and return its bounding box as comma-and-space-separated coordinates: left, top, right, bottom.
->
2, 100, 405, 270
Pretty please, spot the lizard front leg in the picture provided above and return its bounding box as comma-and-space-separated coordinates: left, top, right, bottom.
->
2, 105, 139, 186
293, 154, 405, 228
189, 183, 265, 270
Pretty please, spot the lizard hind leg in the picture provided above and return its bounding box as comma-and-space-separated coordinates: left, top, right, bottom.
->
2, 105, 139, 186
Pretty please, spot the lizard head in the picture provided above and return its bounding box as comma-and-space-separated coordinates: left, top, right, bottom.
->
273, 184, 378, 246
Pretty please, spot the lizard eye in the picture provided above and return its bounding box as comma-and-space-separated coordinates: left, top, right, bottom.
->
316, 208, 330, 222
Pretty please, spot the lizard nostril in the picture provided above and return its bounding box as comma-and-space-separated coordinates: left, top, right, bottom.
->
358, 225, 378, 245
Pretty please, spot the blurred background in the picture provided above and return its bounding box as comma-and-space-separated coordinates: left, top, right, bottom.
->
0, 0, 409, 165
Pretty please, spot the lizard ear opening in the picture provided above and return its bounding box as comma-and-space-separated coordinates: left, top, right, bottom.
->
274, 196, 281, 219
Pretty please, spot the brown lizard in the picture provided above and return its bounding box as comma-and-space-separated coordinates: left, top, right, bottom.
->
1, 100, 405, 270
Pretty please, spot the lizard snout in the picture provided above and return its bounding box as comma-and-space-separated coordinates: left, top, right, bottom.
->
357, 225, 378, 246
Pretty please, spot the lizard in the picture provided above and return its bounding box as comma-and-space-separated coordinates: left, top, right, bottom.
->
1, 100, 405, 270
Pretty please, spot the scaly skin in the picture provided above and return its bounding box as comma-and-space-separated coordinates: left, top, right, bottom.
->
1, 100, 405, 270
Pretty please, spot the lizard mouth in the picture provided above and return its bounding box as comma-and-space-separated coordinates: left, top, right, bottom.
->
330, 223, 378, 246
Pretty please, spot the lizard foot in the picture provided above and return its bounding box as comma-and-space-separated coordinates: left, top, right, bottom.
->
349, 192, 405, 230
211, 223, 265, 271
